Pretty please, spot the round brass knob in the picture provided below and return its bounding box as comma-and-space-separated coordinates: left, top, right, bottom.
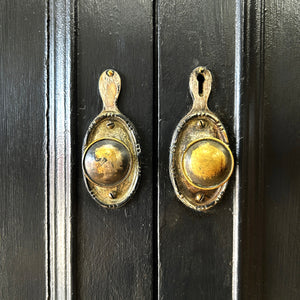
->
83, 138, 131, 187
182, 137, 234, 190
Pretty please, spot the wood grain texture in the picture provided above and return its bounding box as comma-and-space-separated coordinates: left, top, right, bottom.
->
1, 0, 299, 298
0, 0, 47, 299
262, 0, 300, 298
239, 0, 300, 298
75, 0, 154, 298
238, 0, 265, 297
157, 0, 236, 298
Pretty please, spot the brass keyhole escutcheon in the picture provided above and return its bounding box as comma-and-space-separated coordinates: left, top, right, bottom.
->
82, 70, 141, 208
169, 67, 234, 211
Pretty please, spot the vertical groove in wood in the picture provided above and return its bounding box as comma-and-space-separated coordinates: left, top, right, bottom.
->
45, 0, 49, 298
153, 0, 160, 298
47, 0, 75, 298
232, 0, 243, 299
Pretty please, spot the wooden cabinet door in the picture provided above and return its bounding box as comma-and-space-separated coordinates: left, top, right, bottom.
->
1, 0, 299, 299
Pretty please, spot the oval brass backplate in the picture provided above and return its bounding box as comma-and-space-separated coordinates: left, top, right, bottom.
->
169, 67, 234, 211
82, 69, 141, 208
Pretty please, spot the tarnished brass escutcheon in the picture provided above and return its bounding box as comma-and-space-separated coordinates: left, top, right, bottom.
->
82, 69, 141, 208
169, 67, 234, 211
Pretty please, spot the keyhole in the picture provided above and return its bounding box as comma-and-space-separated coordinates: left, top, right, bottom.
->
197, 73, 205, 96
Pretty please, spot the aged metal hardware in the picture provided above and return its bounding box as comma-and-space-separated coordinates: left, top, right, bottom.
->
82, 69, 141, 208
169, 67, 234, 211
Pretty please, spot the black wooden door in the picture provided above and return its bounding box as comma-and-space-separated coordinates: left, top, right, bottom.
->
1, 0, 299, 299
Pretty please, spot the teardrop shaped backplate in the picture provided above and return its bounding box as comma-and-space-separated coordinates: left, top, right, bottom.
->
169, 67, 234, 211
82, 69, 141, 208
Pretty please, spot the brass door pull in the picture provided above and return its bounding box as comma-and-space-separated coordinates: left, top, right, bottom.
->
82, 70, 141, 208
169, 67, 234, 211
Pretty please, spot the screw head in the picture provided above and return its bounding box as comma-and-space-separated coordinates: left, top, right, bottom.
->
197, 120, 206, 128
106, 70, 114, 77
109, 192, 116, 199
195, 193, 204, 202
106, 121, 115, 129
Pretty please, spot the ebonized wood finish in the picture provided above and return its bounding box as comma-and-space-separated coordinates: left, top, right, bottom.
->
239, 0, 300, 298
0, 0, 299, 299
238, 0, 265, 297
262, 0, 300, 298
75, 0, 154, 298
157, 0, 236, 298
0, 0, 47, 298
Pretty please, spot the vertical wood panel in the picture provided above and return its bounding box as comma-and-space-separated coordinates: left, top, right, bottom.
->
239, 0, 300, 298
262, 0, 300, 298
75, 1, 154, 298
0, 0, 47, 298
238, 0, 265, 297
157, 0, 236, 298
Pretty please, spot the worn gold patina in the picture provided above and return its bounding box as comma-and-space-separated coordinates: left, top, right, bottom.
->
169, 67, 234, 211
189, 142, 226, 180
183, 137, 234, 190
83, 138, 131, 187
82, 70, 141, 208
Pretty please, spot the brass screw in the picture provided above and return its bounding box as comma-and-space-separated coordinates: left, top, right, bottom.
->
197, 120, 205, 128
109, 192, 116, 199
106, 70, 114, 77
106, 121, 115, 129
195, 193, 204, 202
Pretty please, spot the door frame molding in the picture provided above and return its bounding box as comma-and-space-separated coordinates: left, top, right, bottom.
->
46, 0, 75, 298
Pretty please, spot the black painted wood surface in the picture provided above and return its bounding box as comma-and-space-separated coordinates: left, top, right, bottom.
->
0, 0, 47, 298
0, 0, 299, 299
157, 0, 236, 299
75, 0, 154, 298
239, 0, 300, 298
238, 0, 266, 297
261, 0, 300, 298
